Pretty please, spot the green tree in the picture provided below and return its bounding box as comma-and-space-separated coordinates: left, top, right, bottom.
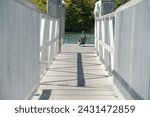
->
65, 0, 97, 32
31, 0, 48, 13
115, 0, 130, 8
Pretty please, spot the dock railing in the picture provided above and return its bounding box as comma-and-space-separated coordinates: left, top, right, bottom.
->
40, 0, 65, 77
0, 0, 64, 99
95, 0, 150, 99
40, 15, 60, 77
0, 0, 41, 99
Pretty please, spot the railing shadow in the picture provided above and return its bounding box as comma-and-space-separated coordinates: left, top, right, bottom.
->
113, 71, 143, 100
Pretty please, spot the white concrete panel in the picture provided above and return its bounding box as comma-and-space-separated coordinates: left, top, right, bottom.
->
0, 0, 65, 99
95, 0, 150, 99
0, 0, 40, 99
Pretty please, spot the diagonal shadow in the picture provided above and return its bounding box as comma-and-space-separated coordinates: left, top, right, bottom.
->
40, 75, 108, 84
61, 52, 94, 54
49, 69, 105, 76
50, 64, 102, 70
77, 53, 85, 87
113, 71, 143, 100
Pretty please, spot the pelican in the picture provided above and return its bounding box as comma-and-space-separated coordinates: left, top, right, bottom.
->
78, 31, 86, 46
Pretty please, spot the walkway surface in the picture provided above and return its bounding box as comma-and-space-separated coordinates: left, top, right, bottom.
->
32, 44, 118, 100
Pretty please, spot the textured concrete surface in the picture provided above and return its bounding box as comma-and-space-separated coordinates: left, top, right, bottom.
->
32, 44, 118, 100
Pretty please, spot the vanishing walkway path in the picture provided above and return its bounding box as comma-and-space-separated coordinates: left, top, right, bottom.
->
32, 44, 118, 100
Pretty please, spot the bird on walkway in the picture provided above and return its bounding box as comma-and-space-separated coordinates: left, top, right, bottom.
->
78, 31, 87, 46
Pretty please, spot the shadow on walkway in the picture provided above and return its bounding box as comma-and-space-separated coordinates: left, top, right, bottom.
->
39, 89, 52, 100
77, 53, 85, 87
32, 44, 118, 100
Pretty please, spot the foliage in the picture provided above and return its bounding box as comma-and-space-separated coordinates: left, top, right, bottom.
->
65, 0, 97, 32
31, 0, 48, 13
115, 0, 130, 8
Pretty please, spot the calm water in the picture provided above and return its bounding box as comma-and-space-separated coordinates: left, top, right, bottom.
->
64, 32, 94, 44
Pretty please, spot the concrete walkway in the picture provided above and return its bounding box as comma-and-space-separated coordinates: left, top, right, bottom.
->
32, 44, 118, 100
